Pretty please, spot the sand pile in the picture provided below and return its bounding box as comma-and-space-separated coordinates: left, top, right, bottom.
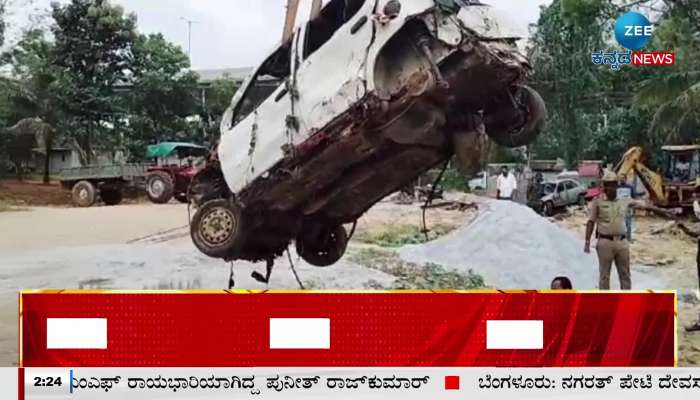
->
400, 199, 664, 290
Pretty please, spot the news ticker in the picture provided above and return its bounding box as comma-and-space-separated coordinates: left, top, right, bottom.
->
20, 291, 676, 368
12, 368, 700, 399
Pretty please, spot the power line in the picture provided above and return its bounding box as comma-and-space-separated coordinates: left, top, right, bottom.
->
180, 17, 200, 59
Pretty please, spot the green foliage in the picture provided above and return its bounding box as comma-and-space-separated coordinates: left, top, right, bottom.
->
199, 76, 240, 143
560, 0, 607, 20
50, 0, 137, 162
531, 0, 700, 168
632, 2, 700, 142
441, 163, 468, 191
125, 33, 199, 159
350, 248, 486, 290
355, 224, 456, 247
0, 1, 5, 48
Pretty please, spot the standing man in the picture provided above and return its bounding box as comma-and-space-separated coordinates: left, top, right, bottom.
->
585, 172, 678, 290
496, 166, 517, 201
678, 191, 700, 332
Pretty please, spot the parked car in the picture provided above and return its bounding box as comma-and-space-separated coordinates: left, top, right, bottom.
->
537, 179, 587, 216
468, 171, 487, 191
188, 0, 547, 268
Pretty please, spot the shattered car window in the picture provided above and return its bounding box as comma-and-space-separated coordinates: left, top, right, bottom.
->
303, 0, 366, 59
232, 44, 292, 125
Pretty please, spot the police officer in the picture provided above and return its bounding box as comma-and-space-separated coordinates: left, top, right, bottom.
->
585, 171, 677, 290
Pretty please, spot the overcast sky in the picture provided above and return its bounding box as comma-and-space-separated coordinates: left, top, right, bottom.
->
6, 0, 552, 70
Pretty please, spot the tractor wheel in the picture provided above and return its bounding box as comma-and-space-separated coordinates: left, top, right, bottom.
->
175, 193, 189, 204
101, 188, 123, 206
71, 181, 96, 208
146, 171, 174, 204
296, 224, 348, 267
190, 199, 245, 259
484, 85, 547, 148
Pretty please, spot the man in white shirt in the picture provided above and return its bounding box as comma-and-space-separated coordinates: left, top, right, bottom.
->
496, 166, 517, 200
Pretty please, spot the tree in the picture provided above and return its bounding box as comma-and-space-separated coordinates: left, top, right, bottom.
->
3, 28, 63, 183
125, 33, 199, 159
528, 0, 687, 167
199, 76, 240, 144
50, 0, 137, 163
2, 118, 51, 180
0, 0, 6, 48
633, 0, 700, 143
530, 0, 612, 164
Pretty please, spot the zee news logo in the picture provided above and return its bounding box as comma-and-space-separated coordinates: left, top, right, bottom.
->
592, 11, 675, 70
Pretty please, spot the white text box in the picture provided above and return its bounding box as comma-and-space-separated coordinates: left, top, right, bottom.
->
46, 318, 107, 349
486, 320, 543, 350
269, 318, 330, 349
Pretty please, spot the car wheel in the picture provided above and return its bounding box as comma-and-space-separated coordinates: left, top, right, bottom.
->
296, 224, 348, 267
71, 181, 96, 207
190, 199, 245, 259
543, 201, 554, 217
101, 188, 123, 206
484, 85, 547, 148
146, 171, 174, 204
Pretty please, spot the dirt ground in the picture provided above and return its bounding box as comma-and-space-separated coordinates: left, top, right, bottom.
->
0, 181, 698, 366
0, 180, 72, 208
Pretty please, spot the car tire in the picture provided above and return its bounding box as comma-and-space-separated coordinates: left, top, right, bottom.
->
484, 85, 547, 148
146, 171, 174, 204
190, 199, 245, 259
71, 181, 96, 207
101, 188, 123, 206
296, 224, 348, 267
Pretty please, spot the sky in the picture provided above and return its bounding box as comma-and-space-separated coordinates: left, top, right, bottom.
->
5, 0, 552, 70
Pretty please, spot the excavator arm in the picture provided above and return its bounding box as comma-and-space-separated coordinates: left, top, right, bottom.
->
615, 146, 668, 205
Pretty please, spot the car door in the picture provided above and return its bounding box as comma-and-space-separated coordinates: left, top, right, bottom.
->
553, 182, 566, 207
218, 42, 294, 194
293, 0, 377, 136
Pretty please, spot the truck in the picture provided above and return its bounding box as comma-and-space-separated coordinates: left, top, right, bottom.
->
587, 146, 700, 208
60, 142, 208, 207
60, 164, 147, 207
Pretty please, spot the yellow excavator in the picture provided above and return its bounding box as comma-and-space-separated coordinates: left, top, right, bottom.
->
615, 145, 700, 208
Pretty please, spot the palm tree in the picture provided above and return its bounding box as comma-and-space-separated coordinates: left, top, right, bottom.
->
635, 71, 700, 143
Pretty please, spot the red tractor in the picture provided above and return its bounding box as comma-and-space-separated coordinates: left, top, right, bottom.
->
144, 142, 208, 204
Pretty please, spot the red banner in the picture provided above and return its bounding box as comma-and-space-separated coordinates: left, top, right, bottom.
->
20, 291, 675, 368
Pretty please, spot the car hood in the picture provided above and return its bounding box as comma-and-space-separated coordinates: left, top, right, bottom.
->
541, 193, 554, 202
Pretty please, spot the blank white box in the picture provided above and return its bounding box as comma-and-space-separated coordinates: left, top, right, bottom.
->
46, 318, 107, 349
269, 318, 330, 349
486, 320, 543, 350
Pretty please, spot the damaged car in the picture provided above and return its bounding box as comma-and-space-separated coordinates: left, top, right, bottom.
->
188, 0, 547, 276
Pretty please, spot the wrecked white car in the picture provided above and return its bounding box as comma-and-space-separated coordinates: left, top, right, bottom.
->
189, 0, 546, 275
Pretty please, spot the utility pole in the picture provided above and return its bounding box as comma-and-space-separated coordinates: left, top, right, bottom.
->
180, 17, 200, 59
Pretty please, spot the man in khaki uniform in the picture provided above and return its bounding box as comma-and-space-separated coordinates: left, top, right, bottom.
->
585, 171, 677, 290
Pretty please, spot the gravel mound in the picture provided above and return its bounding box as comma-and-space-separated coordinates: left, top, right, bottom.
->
400, 199, 664, 290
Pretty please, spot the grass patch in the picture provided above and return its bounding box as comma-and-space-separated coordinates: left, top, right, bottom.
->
355, 224, 456, 248
349, 247, 485, 290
